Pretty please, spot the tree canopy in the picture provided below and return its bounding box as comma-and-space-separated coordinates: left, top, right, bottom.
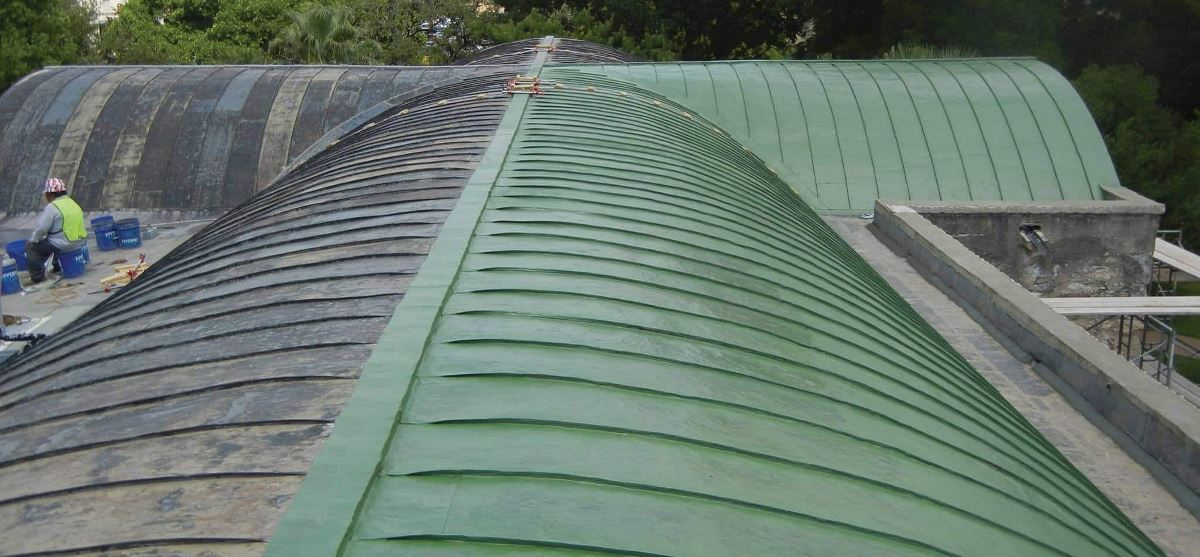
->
269, 4, 380, 63
2, 0, 1198, 245
1, 0, 94, 91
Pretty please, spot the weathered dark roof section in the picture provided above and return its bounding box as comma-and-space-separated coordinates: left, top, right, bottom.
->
457, 37, 640, 66
456, 38, 543, 66
0, 65, 512, 214
0, 74, 511, 556
549, 38, 642, 63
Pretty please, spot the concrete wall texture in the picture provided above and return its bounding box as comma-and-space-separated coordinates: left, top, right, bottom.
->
898, 187, 1163, 297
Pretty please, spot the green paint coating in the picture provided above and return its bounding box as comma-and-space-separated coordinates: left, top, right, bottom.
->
263, 38, 554, 557
269, 47, 1158, 556
542, 59, 1117, 214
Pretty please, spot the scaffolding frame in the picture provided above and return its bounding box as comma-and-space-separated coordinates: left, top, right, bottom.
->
1085, 314, 1176, 385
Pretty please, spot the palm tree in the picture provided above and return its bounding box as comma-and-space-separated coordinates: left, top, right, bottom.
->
881, 41, 979, 60
269, 4, 381, 64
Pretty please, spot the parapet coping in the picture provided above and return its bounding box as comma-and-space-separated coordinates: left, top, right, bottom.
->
881, 186, 1164, 216
873, 199, 1200, 517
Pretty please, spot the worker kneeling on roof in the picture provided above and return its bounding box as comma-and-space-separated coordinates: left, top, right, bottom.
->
27, 178, 87, 284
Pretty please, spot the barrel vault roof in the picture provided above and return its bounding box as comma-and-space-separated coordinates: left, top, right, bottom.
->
0, 65, 516, 214
0, 39, 636, 216
0, 74, 513, 556
542, 59, 1119, 213
458, 37, 640, 66
265, 63, 1159, 556
0, 39, 1159, 557
0, 49, 1112, 217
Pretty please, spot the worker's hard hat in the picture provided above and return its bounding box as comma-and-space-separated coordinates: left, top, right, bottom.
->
43, 178, 66, 193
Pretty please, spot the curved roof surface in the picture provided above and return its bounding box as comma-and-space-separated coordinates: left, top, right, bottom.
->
0, 74, 511, 555
0, 45, 1112, 217
0, 38, 639, 216
458, 37, 640, 66
266, 64, 1159, 556
0, 38, 1156, 557
543, 59, 1118, 213
0, 65, 513, 214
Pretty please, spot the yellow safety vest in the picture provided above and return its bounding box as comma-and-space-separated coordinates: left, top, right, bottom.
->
50, 196, 87, 242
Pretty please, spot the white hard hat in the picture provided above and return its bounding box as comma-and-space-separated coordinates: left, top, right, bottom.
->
43, 178, 66, 193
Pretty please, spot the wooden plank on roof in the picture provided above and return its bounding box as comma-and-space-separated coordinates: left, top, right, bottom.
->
1154, 238, 1200, 280
1042, 296, 1200, 315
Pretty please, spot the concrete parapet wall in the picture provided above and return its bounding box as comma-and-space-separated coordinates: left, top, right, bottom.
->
888, 186, 1163, 296
874, 200, 1200, 515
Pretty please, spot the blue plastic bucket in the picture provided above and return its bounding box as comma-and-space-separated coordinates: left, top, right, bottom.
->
115, 218, 141, 249
92, 216, 118, 251
5, 240, 27, 271
59, 248, 87, 279
1, 259, 20, 295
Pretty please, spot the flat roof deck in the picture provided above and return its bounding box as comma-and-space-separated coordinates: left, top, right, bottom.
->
0, 215, 213, 358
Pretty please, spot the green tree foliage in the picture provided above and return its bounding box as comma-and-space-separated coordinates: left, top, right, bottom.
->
799, 0, 1060, 63
3, 0, 1199, 245
0, 0, 96, 93
209, 0, 303, 51
1061, 0, 1200, 116
880, 41, 979, 60
884, 0, 1062, 65
473, 5, 680, 60
1074, 64, 1200, 245
95, 0, 266, 63
1053, 2, 1200, 244
496, 0, 802, 60
1074, 65, 1160, 136
1112, 112, 1200, 243
268, 4, 381, 64
352, 0, 471, 64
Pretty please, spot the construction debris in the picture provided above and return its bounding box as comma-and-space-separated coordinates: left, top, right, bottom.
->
100, 253, 148, 292
505, 75, 550, 96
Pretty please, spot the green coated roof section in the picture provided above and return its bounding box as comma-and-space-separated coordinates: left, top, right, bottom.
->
541, 59, 1118, 213
267, 60, 1159, 555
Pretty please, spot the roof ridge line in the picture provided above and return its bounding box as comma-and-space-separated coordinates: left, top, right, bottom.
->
262, 35, 556, 557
